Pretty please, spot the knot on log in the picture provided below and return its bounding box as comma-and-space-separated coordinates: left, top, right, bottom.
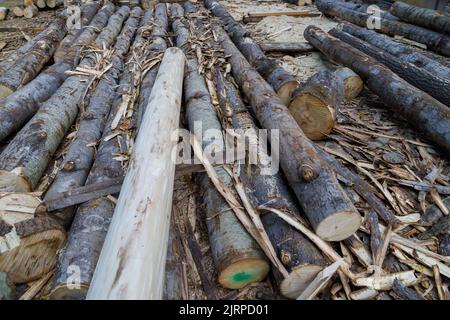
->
299, 163, 318, 182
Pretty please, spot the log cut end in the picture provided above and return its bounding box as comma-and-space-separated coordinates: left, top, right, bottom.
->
0, 170, 32, 193
334, 67, 364, 100
280, 264, 323, 299
315, 210, 361, 242
49, 284, 89, 300
289, 93, 335, 140
218, 257, 270, 289
0, 85, 13, 100
277, 80, 299, 106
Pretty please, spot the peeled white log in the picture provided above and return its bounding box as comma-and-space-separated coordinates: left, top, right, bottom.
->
87, 47, 186, 300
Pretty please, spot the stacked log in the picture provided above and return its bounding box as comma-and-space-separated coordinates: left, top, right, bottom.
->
23, 4, 38, 18
304, 26, 450, 155
12, 6, 24, 17
0, 7, 8, 20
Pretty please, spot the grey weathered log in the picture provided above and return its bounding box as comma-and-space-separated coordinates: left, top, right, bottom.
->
330, 25, 450, 107
216, 25, 361, 241
0, 18, 66, 99
204, 0, 298, 105
305, 25, 450, 156
391, 279, 425, 300
215, 69, 328, 299
0, 4, 114, 144
260, 42, 316, 53
315, 0, 450, 57
391, 1, 450, 35
0, 3, 119, 193
172, 3, 269, 289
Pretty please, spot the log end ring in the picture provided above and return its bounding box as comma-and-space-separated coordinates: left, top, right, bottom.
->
315, 210, 362, 242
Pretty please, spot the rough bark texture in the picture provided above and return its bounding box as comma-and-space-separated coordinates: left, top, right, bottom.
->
391, 279, 425, 300
172, 4, 269, 290
0, 18, 66, 99
305, 26, 450, 156
260, 42, 316, 53
215, 69, 327, 299
391, 1, 450, 34
330, 26, 450, 107
204, 0, 298, 105
289, 70, 344, 141
216, 25, 361, 241
0, 4, 120, 193
315, 0, 450, 57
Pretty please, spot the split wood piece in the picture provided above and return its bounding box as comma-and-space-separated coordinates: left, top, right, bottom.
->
343, 234, 372, 267
390, 1, 450, 35
24, 4, 38, 18
243, 10, 321, 23
330, 26, 450, 108
304, 26, 450, 156
171, 4, 269, 290
53, 2, 102, 63
391, 278, 424, 300
297, 259, 342, 300
0, 7, 8, 20
353, 270, 417, 291
36, 0, 46, 9
0, 4, 113, 144
12, 6, 24, 17
204, 0, 298, 105
259, 42, 315, 54
0, 193, 65, 283
0, 4, 121, 193
288, 69, 344, 141
19, 270, 53, 300
215, 70, 327, 299
0, 18, 66, 99
216, 25, 361, 241
0, 272, 14, 300
46, 0, 64, 8
43, 7, 140, 228
87, 47, 185, 300
315, 0, 450, 57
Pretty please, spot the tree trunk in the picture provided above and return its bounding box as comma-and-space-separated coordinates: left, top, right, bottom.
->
0, 4, 113, 144
0, 7, 8, 20
216, 25, 361, 241
86, 47, 185, 300
0, 4, 120, 193
36, 0, 46, 9
288, 70, 344, 141
12, 6, 24, 17
46, 0, 64, 8
390, 1, 450, 35
0, 193, 65, 284
0, 18, 66, 99
305, 26, 450, 155
215, 70, 328, 299
171, 3, 270, 290
315, 0, 450, 57
259, 42, 316, 54
204, 0, 298, 105
330, 26, 450, 107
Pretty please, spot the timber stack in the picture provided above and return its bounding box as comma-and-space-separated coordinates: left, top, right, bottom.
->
0, 0, 448, 301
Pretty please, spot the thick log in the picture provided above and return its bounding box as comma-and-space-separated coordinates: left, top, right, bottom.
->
260, 42, 316, 54
0, 272, 14, 300
215, 70, 328, 299
204, 0, 298, 105
216, 25, 361, 241
0, 18, 66, 99
172, 4, 269, 289
0, 7, 8, 20
23, 4, 38, 18
87, 47, 185, 300
330, 26, 450, 107
288, 70, 344, 141
46, 0, 64, 8
336, 0, 399, 20
0, 4, 120, 193
0, 4, 113, 143
391, 1, 450, 35
12, 6, 24, 17
305, 26, 450, 155
0, 193, 65, 283
315, 0, 450, 57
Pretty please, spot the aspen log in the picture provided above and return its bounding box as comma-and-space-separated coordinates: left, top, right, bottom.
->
390, 1, 450, 34
87, 47, 185, 300
23, 4, 38, 18
0, 4, 120, 193
0, 7, 8, 20
304, 26, 450, 155
36, 0, 46, 9
0, 4, 114, 144
216, 25, 361, 241
46, 0, 64, 8
172, 4, 269, 289
12, 6, 24, 17
315, 0, 450, 57
204, 0, 298, 105
0, 18, 66, 99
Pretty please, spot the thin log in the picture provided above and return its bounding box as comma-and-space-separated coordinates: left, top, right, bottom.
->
216, 25, 361, 241
24, 4, 38, 18
204, 0, 298, 105
304, 26, 450, 156
86, 47, 185, 300
315, 0, 450, 57
259, 42, 315, 54
0, 7, 8, 20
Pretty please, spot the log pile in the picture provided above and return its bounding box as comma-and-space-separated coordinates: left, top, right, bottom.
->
0, 0, 449, 301
11, 0, 64, 19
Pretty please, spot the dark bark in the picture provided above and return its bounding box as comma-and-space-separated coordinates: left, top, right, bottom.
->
391, 1, 450, 34
259, 42, 316, 53
305, 26, 450, 156
366, 210, 381, 261
391, 279, 425, 300
216, 25, 361, 241
315, 0, 450, 57
337, 0, 399, 20
330, 26, 450, 107
438, 234, 450, 256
